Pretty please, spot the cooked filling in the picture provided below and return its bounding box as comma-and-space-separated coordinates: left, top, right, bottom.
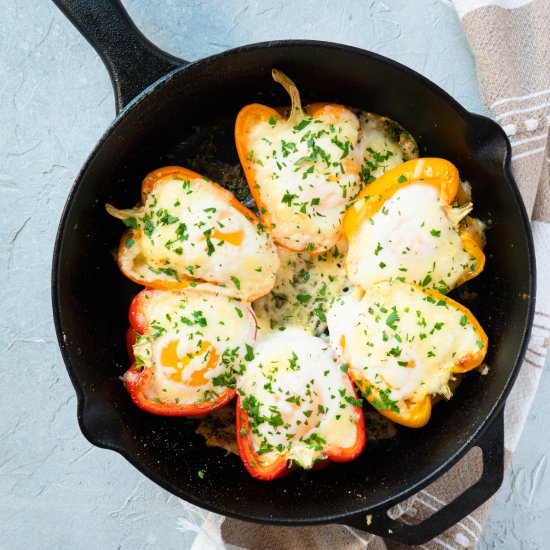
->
238, 95, 420, 255
355, 111, 419, 180
253, 240, 352, 336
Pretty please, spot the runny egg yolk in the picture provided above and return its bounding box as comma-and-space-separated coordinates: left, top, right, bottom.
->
133, 288, 258, 406
160, 339, 219, 386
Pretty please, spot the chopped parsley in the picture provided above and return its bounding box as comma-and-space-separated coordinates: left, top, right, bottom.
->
386, 308, 399, 330
123, 217, 138, 228
293, 119, 312, 132
281, 191, 297, 206
421, 274, 432, 287
230, 276, 241, 290
370, 388, 399, 413
244, 344, 255, 361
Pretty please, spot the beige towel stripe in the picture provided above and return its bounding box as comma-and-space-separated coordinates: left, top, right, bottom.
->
460, 0, 550, 221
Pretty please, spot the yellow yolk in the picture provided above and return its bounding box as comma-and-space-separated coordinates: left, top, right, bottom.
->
160, 340, 219, 386
210, 229, 244, 247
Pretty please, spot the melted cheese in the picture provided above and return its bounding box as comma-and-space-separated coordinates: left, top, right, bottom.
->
247, 108, 361, 251
123, 177, 279, 300
239, 328, 360, 468
253, 240, 352, 336
134, 289, 256, 404
328, 282, 483, 406
346, 183, 474, 293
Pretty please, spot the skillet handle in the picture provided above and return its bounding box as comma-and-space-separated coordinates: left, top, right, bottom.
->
342, 410, 504, 546
52, 0, 187, 113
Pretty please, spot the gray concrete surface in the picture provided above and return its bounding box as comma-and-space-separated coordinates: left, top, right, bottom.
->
1, 0, 548, 548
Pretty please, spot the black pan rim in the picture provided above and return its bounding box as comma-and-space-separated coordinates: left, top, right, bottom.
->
51, 39, 537, 526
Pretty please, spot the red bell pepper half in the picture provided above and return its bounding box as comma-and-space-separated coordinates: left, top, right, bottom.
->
123, 289, 255, 416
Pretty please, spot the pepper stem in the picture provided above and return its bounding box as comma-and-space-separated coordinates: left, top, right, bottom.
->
446, 202, 473, 227
441, 383, 453, 400
105, 203, 137, 221
272, 69, 306, 125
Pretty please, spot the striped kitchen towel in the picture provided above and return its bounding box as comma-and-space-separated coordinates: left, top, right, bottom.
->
191, 0, 550, 548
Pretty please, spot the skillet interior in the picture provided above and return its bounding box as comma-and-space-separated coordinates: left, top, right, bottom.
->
53, 42, 534, 524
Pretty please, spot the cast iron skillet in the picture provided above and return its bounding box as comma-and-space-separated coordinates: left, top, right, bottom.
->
52, 0, 535, 544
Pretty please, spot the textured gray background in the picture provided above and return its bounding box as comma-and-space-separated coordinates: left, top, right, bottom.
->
1, 0, 548, 548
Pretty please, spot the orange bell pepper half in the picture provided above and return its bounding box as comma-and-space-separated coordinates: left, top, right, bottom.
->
343, 158, 485, 290
235, 69, 361, 254
106, 166, 278, 301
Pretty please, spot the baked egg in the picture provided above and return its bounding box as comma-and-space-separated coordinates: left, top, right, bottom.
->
107, 166, 279, 301
328, 281, 487, 427
343, 158, 485, 293
125, 288, 257, 408
237, 328, 365, 475
236, 70, 362, 253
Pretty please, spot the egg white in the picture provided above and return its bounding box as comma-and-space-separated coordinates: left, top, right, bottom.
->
328, 281, 483, 407
134, 289, 256, 405
122, 176, 279, 300
238, 328, 361, 469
